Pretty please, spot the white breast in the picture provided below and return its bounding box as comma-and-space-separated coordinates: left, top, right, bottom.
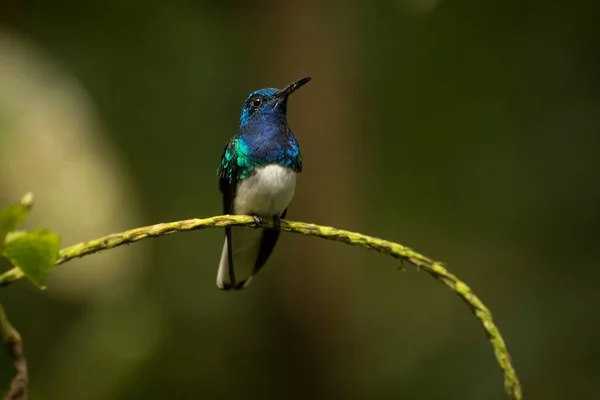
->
234, 164, 297, 217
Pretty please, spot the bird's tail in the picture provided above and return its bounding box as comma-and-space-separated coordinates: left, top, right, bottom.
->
216, 226, 263, 290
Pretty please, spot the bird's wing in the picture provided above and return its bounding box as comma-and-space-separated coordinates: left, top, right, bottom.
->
218, 140, 238, 215
217, 139, 264, 290
217, 140, 242, 289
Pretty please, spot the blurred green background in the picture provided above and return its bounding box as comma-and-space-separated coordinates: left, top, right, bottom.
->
1, 0, 599, 399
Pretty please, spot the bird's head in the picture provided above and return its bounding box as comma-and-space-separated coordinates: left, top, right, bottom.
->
239, 77, 311, 127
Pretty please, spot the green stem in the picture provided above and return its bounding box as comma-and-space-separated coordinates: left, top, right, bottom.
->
0, 215, 522, 399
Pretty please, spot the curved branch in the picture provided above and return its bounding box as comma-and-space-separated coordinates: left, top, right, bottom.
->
0, 303, 28, 400
0, 215, 522, 399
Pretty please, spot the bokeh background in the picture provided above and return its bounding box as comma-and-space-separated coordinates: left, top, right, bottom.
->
1, 1, 599, 399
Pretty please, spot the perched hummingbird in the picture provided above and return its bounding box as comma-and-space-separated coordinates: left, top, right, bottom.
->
216, 77, 311, 290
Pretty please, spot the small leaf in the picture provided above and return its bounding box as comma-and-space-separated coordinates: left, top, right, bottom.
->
3, 231, 26, 243
2, 229, 60, 288
0, 193, 34, 249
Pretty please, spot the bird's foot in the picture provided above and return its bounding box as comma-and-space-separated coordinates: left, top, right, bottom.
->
252, 215, 263, 227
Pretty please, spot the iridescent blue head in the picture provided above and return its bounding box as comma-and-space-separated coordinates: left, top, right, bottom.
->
239, 76, 311, 127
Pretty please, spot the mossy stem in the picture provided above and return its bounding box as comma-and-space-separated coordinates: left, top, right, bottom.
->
0, 215, 522, 399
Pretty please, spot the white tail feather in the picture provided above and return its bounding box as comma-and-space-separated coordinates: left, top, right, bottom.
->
216, 238, 231, 289
216, 227, 263, 290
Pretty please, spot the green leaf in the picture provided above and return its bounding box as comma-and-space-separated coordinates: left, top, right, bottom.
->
0, 193, 34, 250
3, 231, 26, 243
2, 229, 60, 289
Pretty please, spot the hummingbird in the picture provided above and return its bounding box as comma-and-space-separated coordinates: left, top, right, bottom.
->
216, 77, 311, 290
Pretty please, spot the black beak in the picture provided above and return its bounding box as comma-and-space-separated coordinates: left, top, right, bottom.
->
275, 76, 312, 99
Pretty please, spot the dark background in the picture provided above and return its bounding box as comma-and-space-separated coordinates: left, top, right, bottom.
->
0, 1, 599, 399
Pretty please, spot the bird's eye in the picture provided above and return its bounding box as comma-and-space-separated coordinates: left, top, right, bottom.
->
252, 97, 262, 107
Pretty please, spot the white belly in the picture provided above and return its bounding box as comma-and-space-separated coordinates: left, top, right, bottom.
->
234, 164, 296, 216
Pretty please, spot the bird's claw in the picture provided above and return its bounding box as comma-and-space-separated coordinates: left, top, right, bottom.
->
251, 215, 281, 230
252, 215, 263, 227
